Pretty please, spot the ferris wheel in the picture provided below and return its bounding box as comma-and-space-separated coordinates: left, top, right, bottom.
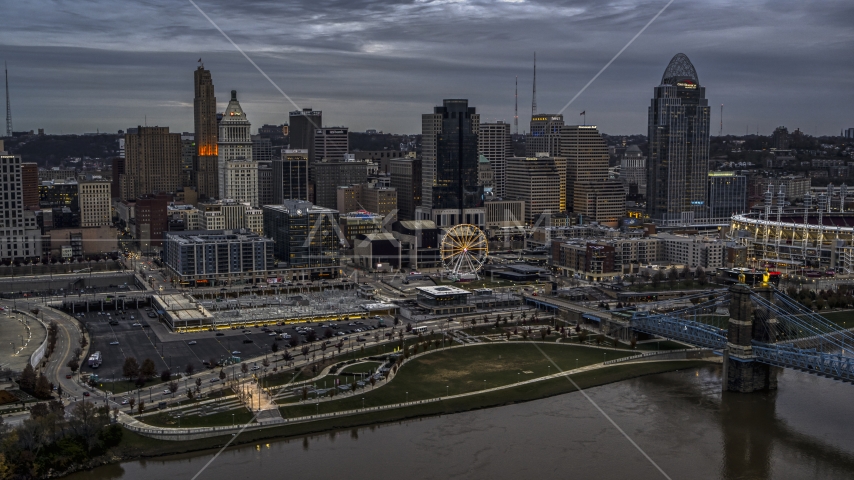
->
441, 224, 488, 280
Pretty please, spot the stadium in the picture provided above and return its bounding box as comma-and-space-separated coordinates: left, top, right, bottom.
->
728, 210, 854, 275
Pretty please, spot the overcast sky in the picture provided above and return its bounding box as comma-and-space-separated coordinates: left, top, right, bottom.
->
2, 0, 852, 136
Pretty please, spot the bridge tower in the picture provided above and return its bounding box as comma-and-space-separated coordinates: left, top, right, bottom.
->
723, 283, 778, 392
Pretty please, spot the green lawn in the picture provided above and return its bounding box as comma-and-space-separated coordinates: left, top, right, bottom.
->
279, 342, 635, 417
337, 361, 383, 376
142, 408, 255, 428
264, 334, 443, 387
97, 377, 169, 395
822, 310, 854, 329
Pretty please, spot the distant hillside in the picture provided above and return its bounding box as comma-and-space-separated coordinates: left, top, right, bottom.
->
5, 134, 121, 166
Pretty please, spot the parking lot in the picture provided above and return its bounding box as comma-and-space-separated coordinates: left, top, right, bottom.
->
77, 306, 395, 381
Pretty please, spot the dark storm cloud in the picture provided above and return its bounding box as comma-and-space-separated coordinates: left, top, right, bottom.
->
2, 0, 852, 135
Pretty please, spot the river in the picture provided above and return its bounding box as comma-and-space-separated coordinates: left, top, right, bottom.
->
69, 365, 854, 480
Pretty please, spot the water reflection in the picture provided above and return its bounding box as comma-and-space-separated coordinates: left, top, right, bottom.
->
66, 366, 854, 480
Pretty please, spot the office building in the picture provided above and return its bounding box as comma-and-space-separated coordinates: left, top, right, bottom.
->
479, 122, 513, 197
313, 128, 349, 163
39, 179, 79, 211
289, 108, 322, 163
419, 99, 483, 225
217, 90, 257, 205
164, 229, 275, 286
193, 65, 219, 199
573, 180, 626, 228
0, 154, 42, 261
78, 180, 112, 227
477, 155, 493, 192
167, 204, 201, 231
336, 185, 360, 214
484, 199, 525, 229
771, 126, 789, 150
526, 114, 564, 157
647, 53, 711, 225
199, 199, 248, 231
619, 145, 647, 197
252, 135, 273, 162
272, 149, 309, 202
21, 162, 38, 209
389, 157, 421, 221
256, 160, 274, 206
121, 126, 182, 201
506, 156, 564, 224
111, 158, 124, 199
262, 201, 340, 278
561, 125, 609, 211
338, 211, 384, 245
38, 168, 76, 182
181, 135, 195, 187
707, 172, 746, 222
313, 161, 368, 210
133, 193, 170, 251
358, 184, 397, 218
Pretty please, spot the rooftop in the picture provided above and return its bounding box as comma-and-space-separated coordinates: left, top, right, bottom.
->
416, 285, 472, 296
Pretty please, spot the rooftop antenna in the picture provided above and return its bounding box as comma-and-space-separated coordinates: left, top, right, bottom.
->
531, 52, 537, 116
5, 62, 11, 137
514, 76, 518, 135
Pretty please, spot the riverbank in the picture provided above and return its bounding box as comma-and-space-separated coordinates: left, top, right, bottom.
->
98, 358, 712, 470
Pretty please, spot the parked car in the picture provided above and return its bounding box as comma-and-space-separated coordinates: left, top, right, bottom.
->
109, 341, 119, 345
187, 341, 197, 345
216, 332, 225, 336
243, 339, 254, 344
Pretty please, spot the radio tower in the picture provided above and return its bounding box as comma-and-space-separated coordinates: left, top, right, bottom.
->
514, 76, 518, 135
4, 62, 11, 137
719, 104, 723, 137
531, 52, 537, 116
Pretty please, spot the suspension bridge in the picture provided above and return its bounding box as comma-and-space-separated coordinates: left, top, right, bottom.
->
629, 282, 854, 391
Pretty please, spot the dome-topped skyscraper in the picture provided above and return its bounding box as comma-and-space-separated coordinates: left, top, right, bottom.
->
646, 53, 710, 225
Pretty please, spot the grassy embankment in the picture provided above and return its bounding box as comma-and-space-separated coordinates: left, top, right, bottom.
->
113, 357, 710, 460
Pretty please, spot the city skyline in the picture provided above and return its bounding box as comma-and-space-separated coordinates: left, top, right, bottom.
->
2, 0, 852, 136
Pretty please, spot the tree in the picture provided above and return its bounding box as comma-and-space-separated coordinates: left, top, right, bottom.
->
307, 330, 317, 342
336, 342, 344, 354
161, 369, 171, 382
271, 341, 279, 353
187, 389, 194, 400
168, 381, 179, 395
67, 401, 110, 452
630, 336, 638, 349
667, 267, 678, 289
540, 329, 547, 341
127, 397, 135, 412
137, 400, 145, 415
697, 267, 709, 286
185, 363, 195, 375
140, 358, 156, 379
651, 270, 664, 288
19, 364, 36, 393
324, 328, 333, 339
288, 337, 299, 348
595, 334, 603, 346
241, 363, 249, 375
195, 378, 202, 393
122, 357, 140, 380
262, 358, 270, 368
301, 345, 310, 359
612, 336, 619, 348
67, 358, 80, 373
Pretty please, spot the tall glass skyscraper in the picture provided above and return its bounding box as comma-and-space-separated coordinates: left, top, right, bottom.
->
647, 53, 710, 225
421, 99, 482, 214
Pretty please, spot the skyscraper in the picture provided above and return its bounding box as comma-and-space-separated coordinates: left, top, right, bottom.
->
647, 53, 711, 225
289, 108, 322, 162
525, 114, 564, 157
193, 64, 218, 199
390, 157, 421, 221
0, 154, 41, 261
420, 99, 482, 225
505, 155, 564, 224
313, 127, 349, 162
121, 126, 182, 201
272, 149, 310, 203
478, 122, 513, 197
561, 125, 609, 212
217, 90, 257, 206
